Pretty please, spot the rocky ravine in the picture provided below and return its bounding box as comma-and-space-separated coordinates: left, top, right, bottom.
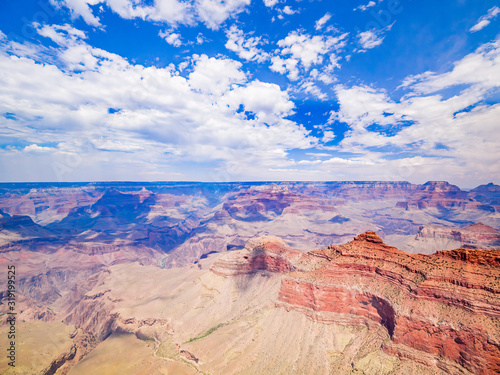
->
210, 232, 500, 374
21, 233, 497, 374
2, 181, 500, 268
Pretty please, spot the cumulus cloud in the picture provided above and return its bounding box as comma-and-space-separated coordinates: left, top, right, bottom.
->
470, 6, 500, 32
262, 0, 279, 7
92, 139, 145, 152
0, 25, 317, 181
188, 54, 247, 95
195, 0, 251, 29
326, 38, 500, 185
159, 29, 182, 47
323, 157, 374, 165
278, 32, 345, 68
281, 6, 297, 15
298, 80, 327, 100
51, 0, 192, 26
321, 131, 335, 143
35, 23, 128, 72
225, 25, 269, 63
37, 23, 87, 45
358, 29, 384, 49
270, 55, 299, 80
222, 80, 295, 121
50, 0, 252, 29
50, 0, 102, 26
271, 31, 348, 80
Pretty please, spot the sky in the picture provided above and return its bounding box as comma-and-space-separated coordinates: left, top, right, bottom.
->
0, 0, 498, 187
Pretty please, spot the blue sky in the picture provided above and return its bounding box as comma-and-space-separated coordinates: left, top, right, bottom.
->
0, 0, 499, 186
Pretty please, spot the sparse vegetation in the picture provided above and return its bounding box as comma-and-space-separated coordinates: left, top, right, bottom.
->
184, 323, 225, 344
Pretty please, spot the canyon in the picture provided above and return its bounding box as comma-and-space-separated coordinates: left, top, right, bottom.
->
0, 181, 499, 374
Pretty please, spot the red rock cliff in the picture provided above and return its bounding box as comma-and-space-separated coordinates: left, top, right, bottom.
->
212, 231, 500, 374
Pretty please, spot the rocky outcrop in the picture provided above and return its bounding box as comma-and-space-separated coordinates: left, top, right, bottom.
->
210, 236, 312, 276
468, 183, 500, 206
0, 186, 102, 224
396, 181, 500, 212
212, 232, 500, 374
0, 212, 56, 246
2, 181, 500, 267
180, 349, 199, 363
396, 181, 473, 210
415, 222, 500, 249
43, 344, 77, 375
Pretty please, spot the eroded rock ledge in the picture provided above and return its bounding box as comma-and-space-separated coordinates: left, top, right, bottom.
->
211, 232, 500, 374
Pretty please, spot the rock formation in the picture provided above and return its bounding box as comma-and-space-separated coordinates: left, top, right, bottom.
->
2, 181, 500, 373
399, 222, 500, 253
416, 222, 500, 248
1, 181, 500, 265
3, 231, 500, 374
211, 232, 500, 374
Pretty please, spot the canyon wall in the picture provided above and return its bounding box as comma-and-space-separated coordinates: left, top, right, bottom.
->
211, 232, 500, 374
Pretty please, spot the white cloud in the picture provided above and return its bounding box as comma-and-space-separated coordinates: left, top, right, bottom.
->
400, 38, 500, 94
0, 25, 317, 181
281, 6, 297, 15
196, 33, 207, 44
221, 80, 295, 122
297, 159, 322, 165
37, 23, 87, 45
263, 0, 279, 7
323, 157, 374, 165
196, 0, 251, 29
35, 24, 129, 72
23, 144, 57, 153
354, 1, 376, 12
273, 31, 348, 78
305, 152, 332, 158
50, 0, 102, 26
50, 0, 252, 29
332, 85, 401, 132
470, 6, 500, 32
298, 80, 327, 100
358, 29, 384, 49
270, 31, 346, 96
315, 13, 331, 31
225, 25, 269, 63
322, 131, 335, 143
188, 54, 247, 95
327, 38, 500, 185
159, 30, 182, 47
270, 55, 299, 80
93, 139, 144, 152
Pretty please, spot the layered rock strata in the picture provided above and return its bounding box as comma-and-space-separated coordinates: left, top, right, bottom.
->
211, 232, 500, 374
415, 222, 500, 249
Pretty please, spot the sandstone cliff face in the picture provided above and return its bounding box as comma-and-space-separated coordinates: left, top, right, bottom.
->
468, 183, 500, 206
413, 222, 500, 250
2, 181, 500, 267
211, 232, 500, 374
396, 181, 499, 212
210, 236, 313, 276
12, 233, 498, 374
0, 187, 102, 224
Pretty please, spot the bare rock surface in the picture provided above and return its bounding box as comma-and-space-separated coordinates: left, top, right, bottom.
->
4, 233, 494, 374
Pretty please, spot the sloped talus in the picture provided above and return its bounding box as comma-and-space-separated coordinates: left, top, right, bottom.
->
211, 231, 500, 374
